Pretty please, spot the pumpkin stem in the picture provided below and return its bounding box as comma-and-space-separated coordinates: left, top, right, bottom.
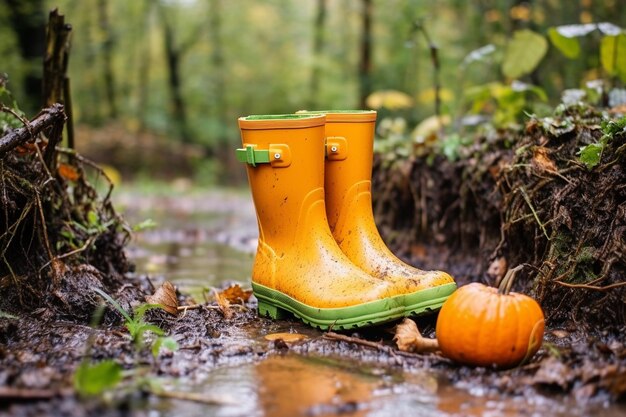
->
498, 265, 524, 295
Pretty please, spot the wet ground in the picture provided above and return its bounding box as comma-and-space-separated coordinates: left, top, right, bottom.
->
115, 185, 625, 417
1, 185, 625, 417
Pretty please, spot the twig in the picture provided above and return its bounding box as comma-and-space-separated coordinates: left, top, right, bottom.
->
553, 280, 626, 292
413, 20, 441, 121
38, 235, 97, 273
0, 386, 65, 400
177, 304, 203, 311
0, 104, 65, 157
322, 331, 446, 362
150, 389, 235, 406
519, 187, 550, 240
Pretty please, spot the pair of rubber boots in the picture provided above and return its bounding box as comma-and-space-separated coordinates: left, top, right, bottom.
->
237, 110, 456, 329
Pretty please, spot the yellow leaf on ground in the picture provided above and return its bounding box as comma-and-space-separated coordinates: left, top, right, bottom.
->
217, 284, 253, 304
214, 290, 232, 319
146, 281, 178, 315
264, 333, 309, 343
393, 318, 439, 353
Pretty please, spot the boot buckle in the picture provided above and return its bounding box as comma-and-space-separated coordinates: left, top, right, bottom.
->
325, 137, 348, 161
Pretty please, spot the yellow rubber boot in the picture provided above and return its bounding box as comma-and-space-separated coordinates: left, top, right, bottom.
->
237, 114, 427, 329
298, 110, 456, 315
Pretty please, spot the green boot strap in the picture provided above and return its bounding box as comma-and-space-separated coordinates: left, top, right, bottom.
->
236, 144, 291, 168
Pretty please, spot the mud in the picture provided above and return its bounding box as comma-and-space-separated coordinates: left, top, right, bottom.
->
372, 105, 626, 327
2, 293, 625, 416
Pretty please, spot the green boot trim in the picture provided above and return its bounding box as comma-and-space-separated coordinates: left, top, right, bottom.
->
403, 282, 457, 316
253, 282, 456, 330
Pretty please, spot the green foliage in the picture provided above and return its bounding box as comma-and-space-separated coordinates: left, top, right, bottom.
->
132, 218, 157, 232
0, 76, 26, 135
548, 28, 580, 59
600, 116, 626, 138
465, 81, 547, 127
600, 34, 626, 82
577, 116, 625, 169
578, 142, 605, 169
438, 133, 472, 162
92, 288, 177, 353
74, 360, 123, 396
502, 30, 548, 79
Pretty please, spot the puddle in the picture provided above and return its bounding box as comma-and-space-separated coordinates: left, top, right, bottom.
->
116, 188, 626, 417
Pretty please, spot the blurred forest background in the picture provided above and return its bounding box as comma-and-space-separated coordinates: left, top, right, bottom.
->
1, 0, 625, 184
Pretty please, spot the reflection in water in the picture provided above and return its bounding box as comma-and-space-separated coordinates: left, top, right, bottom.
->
256, 355, 376, 417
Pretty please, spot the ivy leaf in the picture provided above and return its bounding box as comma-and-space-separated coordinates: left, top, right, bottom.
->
578, 142, 604, 169
600, 34, 626, 83
548, 28, 580, 58
502, 30, 548, 79
74, 360, 122, 396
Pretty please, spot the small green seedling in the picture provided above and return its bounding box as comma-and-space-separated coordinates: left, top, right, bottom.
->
92, 287, 178, 355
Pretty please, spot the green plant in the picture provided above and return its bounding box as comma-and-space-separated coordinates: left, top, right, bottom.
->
92, 287, 178, 355
132, 218, 158, 232
0, 75, 26, 135
578, 116, 626, 169
74, 359, 123, 396
548, 23, 626, 83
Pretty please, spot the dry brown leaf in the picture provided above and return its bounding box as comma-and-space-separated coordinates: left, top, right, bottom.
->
145, 281, 178, 315
57, 163, 80, 181
218, 284, 253, 304
214, 290, 232, 319
532, 146, 557, 173
264, 333, 309, 343
393, 318, 439, 353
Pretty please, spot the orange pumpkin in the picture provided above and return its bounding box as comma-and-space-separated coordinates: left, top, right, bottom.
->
435, 272, 545, 369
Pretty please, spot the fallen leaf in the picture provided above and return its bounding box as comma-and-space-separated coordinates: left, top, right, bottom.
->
393, 318, 439, 353
145, 281, 178, 315
58, 163, 80, 181
551, 329, 569, 339
217, 284, 253, 304
532, 146, 557, 173
214, 290, 232, 319
532, 356, 572, 390
264, 333, 308, 343
15, 142, 38, 155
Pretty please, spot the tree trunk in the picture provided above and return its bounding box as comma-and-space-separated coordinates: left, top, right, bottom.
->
5, 0, 46, 113
309, 0, 327, 109
97, 0, 117, 118
358, 0, 373, 109
208, 0, 225, 131
159, 7, 192, 143
136, 1, 153, 131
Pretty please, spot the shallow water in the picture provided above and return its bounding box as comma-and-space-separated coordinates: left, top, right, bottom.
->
117, 187, 626, 417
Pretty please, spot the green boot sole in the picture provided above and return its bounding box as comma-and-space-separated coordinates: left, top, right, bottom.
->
254, 282, 457, 330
